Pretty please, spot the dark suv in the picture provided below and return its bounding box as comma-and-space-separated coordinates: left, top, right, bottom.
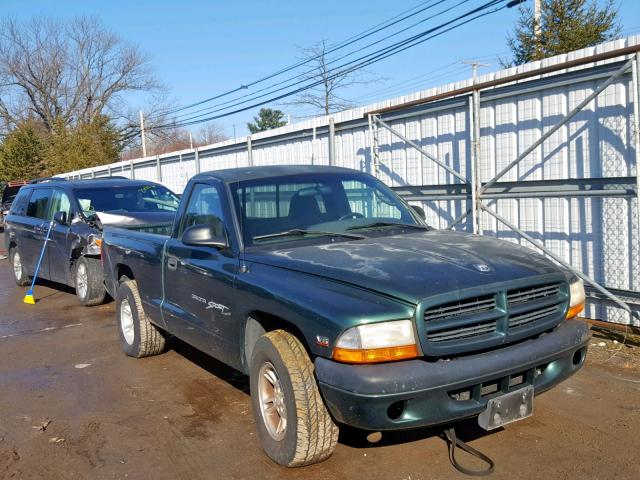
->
4, 177, 179, 305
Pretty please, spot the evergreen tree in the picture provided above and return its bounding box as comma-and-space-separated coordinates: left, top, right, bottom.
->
506, 0, 620, 66
0, 121, 47, 182
247, 108, 287, 134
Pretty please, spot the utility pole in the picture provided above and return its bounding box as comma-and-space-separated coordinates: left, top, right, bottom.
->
189, 132, 194, 149
462, 60, 490, 84
139, 110, 148, 157
534, 0, 542, 38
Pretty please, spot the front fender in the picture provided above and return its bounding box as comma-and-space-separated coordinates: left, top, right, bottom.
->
235, 262, 416, 359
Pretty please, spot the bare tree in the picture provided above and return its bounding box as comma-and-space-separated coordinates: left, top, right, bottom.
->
0, 17, 160, 134
196, 121, 228, 146
286, 40, 379, 115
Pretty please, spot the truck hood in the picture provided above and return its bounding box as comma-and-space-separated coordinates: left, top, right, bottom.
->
244, 230, 562, 304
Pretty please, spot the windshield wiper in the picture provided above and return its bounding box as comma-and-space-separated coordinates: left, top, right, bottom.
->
346, 222, 432, 231
253, 229, 365, 241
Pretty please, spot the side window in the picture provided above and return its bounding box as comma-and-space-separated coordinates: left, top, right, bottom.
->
9, 189, 31, 216
26, 189, 52, 219
180, 184, 225, 236
49, 190, 72, 221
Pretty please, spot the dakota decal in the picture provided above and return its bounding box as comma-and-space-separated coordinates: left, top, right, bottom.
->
191, 294, 231, 316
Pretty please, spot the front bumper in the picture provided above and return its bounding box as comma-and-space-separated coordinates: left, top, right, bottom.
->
315, 319, 589, 431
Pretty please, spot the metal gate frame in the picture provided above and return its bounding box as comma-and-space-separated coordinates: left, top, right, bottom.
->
367, 52, 640, 323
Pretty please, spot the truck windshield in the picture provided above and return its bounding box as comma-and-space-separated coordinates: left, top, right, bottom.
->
74, 185, 180, 216
231, 173, 426, 246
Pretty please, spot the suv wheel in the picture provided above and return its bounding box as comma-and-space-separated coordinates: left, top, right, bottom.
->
75, 256, 106, 306
250, 330, 339, 467
115, 278, 165, 357
10, 248, 30, 286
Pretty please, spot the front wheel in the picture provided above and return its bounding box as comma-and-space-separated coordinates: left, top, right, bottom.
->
75, 256, 106, 306
250, 330, 339, 467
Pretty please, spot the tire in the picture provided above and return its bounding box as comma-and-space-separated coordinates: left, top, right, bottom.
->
250, 330, 339, 467
115, 278, 165, 358
9, 248, 30, 286
75, 256, 106, 306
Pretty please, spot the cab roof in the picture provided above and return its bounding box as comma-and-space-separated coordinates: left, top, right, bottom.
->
193, 165, 363, 184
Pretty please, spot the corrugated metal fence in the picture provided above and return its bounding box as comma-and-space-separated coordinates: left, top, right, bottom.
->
62, 36, 640, 326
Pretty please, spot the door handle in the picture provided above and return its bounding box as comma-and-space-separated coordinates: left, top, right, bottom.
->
167, 256, 178, 270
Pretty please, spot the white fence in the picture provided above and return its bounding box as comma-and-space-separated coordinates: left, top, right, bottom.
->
62, 36, 640, 326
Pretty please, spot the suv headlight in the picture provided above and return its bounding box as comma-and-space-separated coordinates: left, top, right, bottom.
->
332, 319, 418, 364
567, 280, 585, 319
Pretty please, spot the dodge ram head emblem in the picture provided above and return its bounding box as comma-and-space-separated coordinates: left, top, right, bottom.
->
473, 263, 492, 273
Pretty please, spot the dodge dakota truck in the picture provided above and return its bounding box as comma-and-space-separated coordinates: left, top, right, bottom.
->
101, 165, 589, 468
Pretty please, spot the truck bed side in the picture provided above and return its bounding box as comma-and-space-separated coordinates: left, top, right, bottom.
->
102, 226, 169, 327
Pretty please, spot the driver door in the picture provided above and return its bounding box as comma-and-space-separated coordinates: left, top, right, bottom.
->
162, 182, 239, 364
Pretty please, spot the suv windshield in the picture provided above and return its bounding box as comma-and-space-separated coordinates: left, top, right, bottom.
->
231, 172, 426, 246
74, 185, 180, 216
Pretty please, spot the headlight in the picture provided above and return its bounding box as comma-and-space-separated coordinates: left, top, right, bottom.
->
567, 280, 585, 319
332, 319, 418, 364
86, 235, 103, 256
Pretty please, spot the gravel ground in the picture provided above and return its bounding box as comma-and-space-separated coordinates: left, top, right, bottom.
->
0, 237, 638, 479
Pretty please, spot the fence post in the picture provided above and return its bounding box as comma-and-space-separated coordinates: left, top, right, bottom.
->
129, 161, 135, 179
632, 53, 640, 257
328, 117, 335, 166
156, 155, 162, 182
247, 136, 253, 166
195, 147, 201, 174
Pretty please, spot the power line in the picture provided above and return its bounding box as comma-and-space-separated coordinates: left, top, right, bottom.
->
157, 0, 465, 122
156, 0, 497, 128
150, 0, 507, 131
153, 0, 448, 119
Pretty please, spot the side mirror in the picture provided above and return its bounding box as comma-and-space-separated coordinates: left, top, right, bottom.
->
54, 211, 68, 225
411, 205, 426, 220
182, 223, 228, 249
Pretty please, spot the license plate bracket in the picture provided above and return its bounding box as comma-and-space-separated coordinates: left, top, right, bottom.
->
478, 385, 534, 431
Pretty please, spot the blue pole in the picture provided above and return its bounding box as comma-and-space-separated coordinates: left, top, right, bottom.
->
24, 220, 54, 302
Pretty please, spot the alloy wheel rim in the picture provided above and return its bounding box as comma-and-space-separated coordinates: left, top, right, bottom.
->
13, 252, 22, 280
120, 298, 135, 345
258, 362, 287, 441
76, 263, 88, 299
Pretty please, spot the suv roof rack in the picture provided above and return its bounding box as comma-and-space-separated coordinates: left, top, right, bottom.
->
6, 180, 28, 187
29, 177, 67, 184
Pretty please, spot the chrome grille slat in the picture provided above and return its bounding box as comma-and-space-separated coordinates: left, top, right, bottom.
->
507, 284, 560, 305
424, 295, 495, 322
427, 321, 497, 342
509, 305, 558, 327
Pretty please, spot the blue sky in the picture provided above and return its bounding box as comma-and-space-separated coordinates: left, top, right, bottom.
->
3, 1, 639, 137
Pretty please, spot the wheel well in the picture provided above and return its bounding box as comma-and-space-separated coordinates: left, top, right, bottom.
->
243, 311, 311, 372
116, 264, 135, 283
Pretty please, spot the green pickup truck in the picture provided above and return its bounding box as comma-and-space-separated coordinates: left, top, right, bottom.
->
101, 165, 589, 467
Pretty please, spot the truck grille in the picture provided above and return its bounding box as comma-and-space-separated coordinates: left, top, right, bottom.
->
422, 281, 566, 355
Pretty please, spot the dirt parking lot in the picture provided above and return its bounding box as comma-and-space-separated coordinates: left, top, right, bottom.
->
1, 236, 639, 480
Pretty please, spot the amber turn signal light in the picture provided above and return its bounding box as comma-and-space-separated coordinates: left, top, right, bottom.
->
332, 344, 418, 364
566, 302, 584, 320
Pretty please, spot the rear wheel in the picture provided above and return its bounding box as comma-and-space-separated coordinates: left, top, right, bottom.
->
75, 256, 106, 306
115, 278, 165, 357
250, 330, 339, 467
10, 248, 30, 286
